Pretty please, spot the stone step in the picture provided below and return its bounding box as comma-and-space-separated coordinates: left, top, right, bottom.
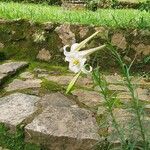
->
0, 92, 100, 149
5, 79, 42, 92
0, 61, 28, 85
25, 106, 100, 150
0, 93, 40, 131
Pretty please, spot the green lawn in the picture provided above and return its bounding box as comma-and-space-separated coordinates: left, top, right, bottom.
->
118, 0, 146, 3
0, 2, 150, 28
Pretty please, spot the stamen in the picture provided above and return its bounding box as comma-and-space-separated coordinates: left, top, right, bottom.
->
73, 59, 80, 65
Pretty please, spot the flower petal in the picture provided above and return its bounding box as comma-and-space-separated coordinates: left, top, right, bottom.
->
70, 43, 79, 52
78, 45, 106, 58
68, 57, 86, 73
81, 64, 93, 74
63, 45, 70, 56
75, 31, 100, 51
69, 62, 81, 73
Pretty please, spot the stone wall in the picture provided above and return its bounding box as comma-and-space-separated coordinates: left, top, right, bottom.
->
0, 19, 150, 72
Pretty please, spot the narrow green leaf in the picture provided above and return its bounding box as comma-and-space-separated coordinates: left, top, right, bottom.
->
66, 71, 81, 94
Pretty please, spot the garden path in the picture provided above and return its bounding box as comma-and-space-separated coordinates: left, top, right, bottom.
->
0, 61, 149, 149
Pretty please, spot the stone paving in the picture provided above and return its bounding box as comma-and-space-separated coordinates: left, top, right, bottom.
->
0, 61, 149, 149
0, 61, 28, 85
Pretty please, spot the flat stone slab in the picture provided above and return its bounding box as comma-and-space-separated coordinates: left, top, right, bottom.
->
72, 89, 104, 107
105, 75, 123, 85
95, 84, 129, 92
0, 93, 40, 129
131, 77, 150, 88
108, 84, 129, 91
45, 75, 93, 88
5, 79, 42, 92
0, 61, 28, 74
40, 92, 78, 108
0, 61, 28, 85
117, 88, 150, 102
20, 71, 34, 79
108, 109, 150, 143
25, 106, 100, 150
108, 109, 133, 142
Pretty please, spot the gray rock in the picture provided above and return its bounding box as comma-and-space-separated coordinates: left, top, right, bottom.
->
117, 88, 149, 102
117, 92, 132, 103
20, 71, 34, 79
45, 75, 93, 88
136, 88, 150, 102
108, 108, 133, 143
40, 92, 77, 108
105, 75, 123, 85
132, 43, 150, 56
36, 48, 52, 61
95, 84, 129, 92
25, 106, 100, 150
33, 68, 47, 74
5, 79, 42, 92
0, 93, 40, 130
72, 89, 104, 107
97, 106, 106, 116
0, 61, 28, 74
131, 77, 150, 88
79, 26, 90, 39
45, 75, 73, 85
0, 61, 28, 85
108, 84, 129, 92
55, 24, 76, 45
108, 108, 150, 143
0, 73, 7, 84
111, 33, 127, 50
144, 105, 150, 115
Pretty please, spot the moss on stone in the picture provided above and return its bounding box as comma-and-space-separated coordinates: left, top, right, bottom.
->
41, 79, 64, 93
0, 123, 41, 150
28, 61, 68, 74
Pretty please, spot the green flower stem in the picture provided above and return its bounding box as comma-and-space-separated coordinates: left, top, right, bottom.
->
107, 43, 147, 149
92, 70, 127, 148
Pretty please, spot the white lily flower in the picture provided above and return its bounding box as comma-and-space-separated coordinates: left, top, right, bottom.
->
64, 31, 106, 94
64, 44, 106, 74
63, 31, 106, 74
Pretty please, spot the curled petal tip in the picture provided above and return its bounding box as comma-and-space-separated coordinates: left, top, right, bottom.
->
81, 65, 93, 74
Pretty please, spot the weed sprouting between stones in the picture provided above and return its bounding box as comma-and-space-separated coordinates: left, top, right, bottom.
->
0, 123, 41, 150
92, 43, 149, 149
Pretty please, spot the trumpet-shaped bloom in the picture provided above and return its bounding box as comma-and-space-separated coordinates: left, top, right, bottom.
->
63, 31, 106, 74
64, 31, 106, 94
64, 44, 105, 74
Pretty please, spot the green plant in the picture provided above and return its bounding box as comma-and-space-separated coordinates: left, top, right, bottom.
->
139, 0, 150, 12
93, 70, 127, 149
0, 123, 40, 150
62, 31, 150, 149
92, 43, 149, 149
1, 2, 150, 28
86, 0, 98, 11
1, 0, 62, 5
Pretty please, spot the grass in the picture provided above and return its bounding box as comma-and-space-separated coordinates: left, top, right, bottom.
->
28, 61, 68, 74
0, 123, 41, 150
118, 0, 146, 3
41, 79, 64, 93
0, 2, 150, 28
